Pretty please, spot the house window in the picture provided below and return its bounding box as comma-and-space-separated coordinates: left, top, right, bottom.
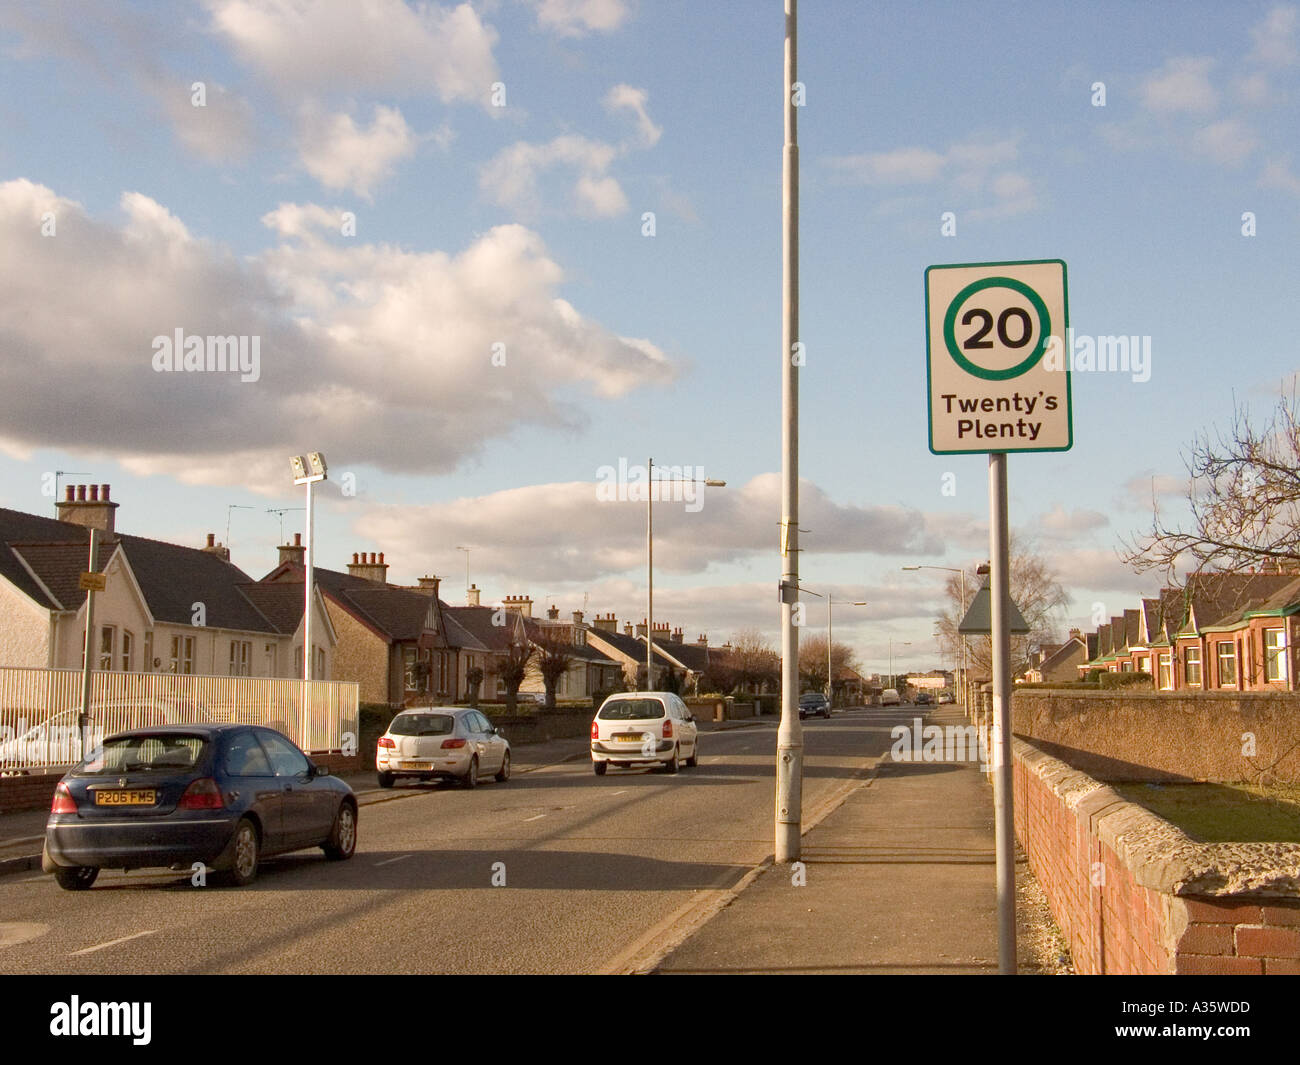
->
404, 648, 419, 692
170, 635, 194, 674
438, 652, 451, 695
1136, 655, 1149, 675
1265, 629, 1287, 683
1120, 660, 1133, 673
1184, 646, 1201, 686
1158, 653, 1172, 690
1217, 642, 1237, 688
315, 646, 325, 679
121, 630, 133, 672
99, 627, 115, 670
229, 640, 251, 676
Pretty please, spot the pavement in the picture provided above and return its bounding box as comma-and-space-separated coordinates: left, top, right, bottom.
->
654, 702, 1001, 974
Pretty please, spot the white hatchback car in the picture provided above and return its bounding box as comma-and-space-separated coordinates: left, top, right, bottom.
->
590, 692, 699, 776
376, 707, 510, 789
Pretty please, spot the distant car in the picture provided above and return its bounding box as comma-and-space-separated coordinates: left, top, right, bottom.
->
798, 692, 831, 719
915, 692, 932, 706
880, 688, 901, 706
42, 723, 357, 890
591, 692, 699, 775
937, 692, 954, 704
376, 707, 510, 789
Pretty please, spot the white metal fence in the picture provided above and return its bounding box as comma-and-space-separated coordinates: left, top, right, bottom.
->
0, 667, 359, 772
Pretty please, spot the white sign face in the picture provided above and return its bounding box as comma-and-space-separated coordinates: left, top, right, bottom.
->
925, 259, 1071, 454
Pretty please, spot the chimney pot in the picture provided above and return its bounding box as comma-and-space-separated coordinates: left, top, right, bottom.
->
378, 552, 385, 564
77, 485, 86, 501
89, 484, 99, 502
102, 484, 111, 501
65, 485, 75, 502
206, 533, 215, 547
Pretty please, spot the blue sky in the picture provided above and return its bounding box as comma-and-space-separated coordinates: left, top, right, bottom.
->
1, 0, 1297, 677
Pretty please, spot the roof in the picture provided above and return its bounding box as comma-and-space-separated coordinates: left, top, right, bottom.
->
524, 618, 620, 664
585, 627, 678, 669
1038, 637, 1085, 674
0, 507, 281, 633
263, 562, 443, 645
441, 605, 526, 652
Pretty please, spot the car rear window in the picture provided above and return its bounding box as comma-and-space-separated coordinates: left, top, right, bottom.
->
77, 734, 208, 775
597, 698, 666, 720
389, 713, 456, 736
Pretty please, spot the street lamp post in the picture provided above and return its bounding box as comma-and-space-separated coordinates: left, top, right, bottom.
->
826, 596, 867, 706
456, 546, 471, 597
645, 457, 725, 690
291, 452, 327, 750
888, 638, 911, 692
902, 564, 969, 709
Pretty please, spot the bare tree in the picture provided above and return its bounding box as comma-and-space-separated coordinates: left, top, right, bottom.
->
535, 638, 574, 709
728, 628, 781, 693
933, 539, 1069, 678
1123, 388, 1300, 578
797, 633, 860, 694
499, 641, 533, 714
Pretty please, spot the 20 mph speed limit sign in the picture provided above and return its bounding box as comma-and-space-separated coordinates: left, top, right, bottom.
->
925, 259, 1071, 454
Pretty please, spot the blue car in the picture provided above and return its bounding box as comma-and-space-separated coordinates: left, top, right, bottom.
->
42, 723, 357, 890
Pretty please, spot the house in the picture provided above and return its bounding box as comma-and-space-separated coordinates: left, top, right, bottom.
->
521, 607, 624, 701
440, 589, 531, 703
584, 614, 683, 689
0, 485, 335, 678
262, 547, 448, 706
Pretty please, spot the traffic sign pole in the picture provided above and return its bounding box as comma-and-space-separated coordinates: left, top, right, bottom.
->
989, 453, 1016, 973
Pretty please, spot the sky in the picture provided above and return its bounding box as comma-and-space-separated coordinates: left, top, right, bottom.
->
1, 0, 1297, 678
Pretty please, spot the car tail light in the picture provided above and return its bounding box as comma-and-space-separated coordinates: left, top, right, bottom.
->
178, 778, 224, 810
377, 737, 395, 749
663, 719, 673, 738
441, 738, 467, 749
51, 782, 77, 814
591, 721, 599, 739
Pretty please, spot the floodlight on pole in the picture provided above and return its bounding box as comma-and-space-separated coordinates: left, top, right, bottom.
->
291, 452, 327, 751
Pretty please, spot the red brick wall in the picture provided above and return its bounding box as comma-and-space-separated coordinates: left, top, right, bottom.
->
1014, 740, 1300, 975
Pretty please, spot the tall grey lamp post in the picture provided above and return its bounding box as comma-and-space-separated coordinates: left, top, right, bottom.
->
827, 597, 867, 705
291, 452, 327, 750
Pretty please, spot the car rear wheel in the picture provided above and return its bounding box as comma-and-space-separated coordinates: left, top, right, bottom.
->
224, 818, 259, 887
462, 756, 479, 789
53, 865, 98, 891
662, 745, 679, 774
593, 760, 607, 776
684, 740, 698, 767
377, 771, 394, 788
323, 801, 357, 861
495, 751, 511, 782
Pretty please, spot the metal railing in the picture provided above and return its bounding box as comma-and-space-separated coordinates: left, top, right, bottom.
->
0, 666, 359, 772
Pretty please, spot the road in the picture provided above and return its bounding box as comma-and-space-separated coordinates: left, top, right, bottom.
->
0, 708, 917, 974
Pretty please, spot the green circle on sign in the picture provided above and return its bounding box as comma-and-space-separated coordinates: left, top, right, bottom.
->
943, 276, 1052, 381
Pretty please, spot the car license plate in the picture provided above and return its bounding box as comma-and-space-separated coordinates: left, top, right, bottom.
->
94, 789, 156, 806
615, 733, 646, 743
402, 761, 432, 770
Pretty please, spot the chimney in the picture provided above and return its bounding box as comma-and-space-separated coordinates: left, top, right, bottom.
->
415, 575, 441, 599
572, 610, 584, 627
546, 604, 560, 620
201, 532, 231, 562
592, 613, 618, 633
56, 483, 119, 540
503, 594, 533, 618
1068, 628, 1082, 642
671, 627, 684, 644
347, 550, 389, 584
695, 634, 708, 647
278, 532, 305, 568
467, 583, 481, 607
624, 623, 634, 636
635, 619, 649, 638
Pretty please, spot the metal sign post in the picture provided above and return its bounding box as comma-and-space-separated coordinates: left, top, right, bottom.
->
927, 258, 1070, 974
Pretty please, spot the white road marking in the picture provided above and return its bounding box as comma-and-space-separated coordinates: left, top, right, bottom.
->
610, 790, 627, 796
70, 930, 157, 956
374, 854, 412, 867
523, 813, 546, 822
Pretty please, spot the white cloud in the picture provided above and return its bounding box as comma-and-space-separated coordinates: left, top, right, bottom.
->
207, 0, 499, 102
158, 80, 257, 162
354, 473, 945, 585
1261, 157, 1300, 195
1192, 118, 1257, 166
1251, 4, 1299, 66
1037, 505, 1110, 540
828, 146, 947, 184
529, 0, 631, 37
604, 83, 661, 147
480, 134, 626, 217
1141, 56, 1218, 114
0, 181, 675, 489
297, 105, 417, 199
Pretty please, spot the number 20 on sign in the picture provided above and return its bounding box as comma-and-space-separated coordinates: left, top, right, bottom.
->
924, 259, 1071, 455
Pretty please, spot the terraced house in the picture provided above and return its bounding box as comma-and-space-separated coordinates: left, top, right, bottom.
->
0, 486, 336, 678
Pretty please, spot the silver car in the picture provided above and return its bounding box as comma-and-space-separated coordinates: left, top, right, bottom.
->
376, 707, 510, 789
